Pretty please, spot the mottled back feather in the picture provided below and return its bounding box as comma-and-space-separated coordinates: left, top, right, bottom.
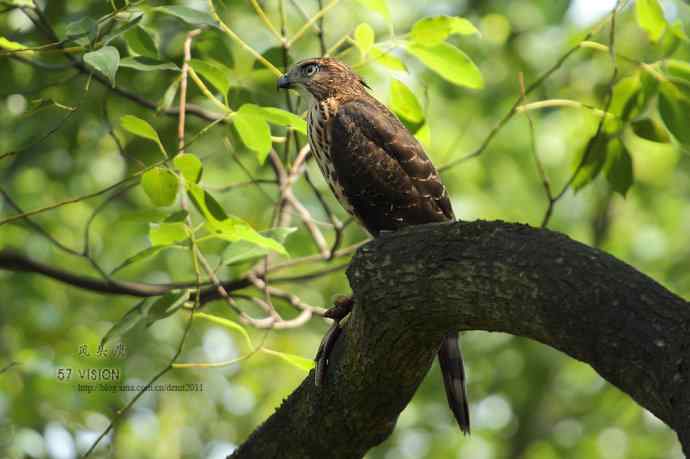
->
326, 96, 453, 235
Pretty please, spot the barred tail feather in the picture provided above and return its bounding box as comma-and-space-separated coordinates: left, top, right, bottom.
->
437, 332, 471, 434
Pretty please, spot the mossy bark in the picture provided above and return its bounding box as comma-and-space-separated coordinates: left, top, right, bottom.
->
230, 220, 690, 459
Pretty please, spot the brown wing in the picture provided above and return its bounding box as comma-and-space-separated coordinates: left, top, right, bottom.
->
328, 97, 453, 236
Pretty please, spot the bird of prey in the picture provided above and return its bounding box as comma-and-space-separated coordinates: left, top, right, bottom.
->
277, 57, 470, 434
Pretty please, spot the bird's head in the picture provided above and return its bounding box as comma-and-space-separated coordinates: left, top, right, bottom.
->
277, 57, 369, 100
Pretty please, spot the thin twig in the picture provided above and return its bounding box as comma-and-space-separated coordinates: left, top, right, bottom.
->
437, 20, 620, 174
270, 151, 330, 256
249, 0, 285, 44
316, 0, 327, 55
540, 0, 621, 228
517, 73, 554, 228
0, 113, 228, 226
178, 29, 203, 153
208, 0, 282, 76
286, 0, 339, 47
208, 179, 279, 193
0, 187, 81, 256
81, 294, 197, 458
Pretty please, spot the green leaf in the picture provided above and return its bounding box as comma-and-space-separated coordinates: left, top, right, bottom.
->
390, 79, 424, 124
404, 42, 483, 89
190, 59, 232, 97
234, 105, 272, 163
120, 115, 165, 153
609, 75, 642, 120
572, 134, 608, 192
124, 25, 158, 59
195, 312, 253, 349
147, 290, 190, 326
186, 183, 287, 255
369, 46, 406, 71
658, 83, 690, 145
261, 107, 307, 135
101, 299, 150, 345
207, 217, 287, 256
100, 14, 144, 45
187, 183, 228, 222
0, 36, 32, 55
664, 60, 690, 81
141, 167, 179, 207
164, 209, 189, 222
174, 153, 203, 183
635, 0, 666, 42
262, 348, 314, 371
221, 227, 296, 265
149, 222, 188, 245
415, 122, 431, 147
669, 20, 689, 42
4, 0, 32, 6
64, 17, 97, 45
410, 16, 479, 45
119, 56, 179, 72
245, 105, 307, 135
101, 290, 190, 344
158, 76, 181, 112
222, 241, 269, 266
111, 245, 182, 274
663, 59, 690, 99
604, 139, 634, 197
25, 98, 75, 115
630, 118, 670, 143
355, 0, 390, 20
83, 46, 120, 87
354, 23, 375, 57
154, 5, 216, 26
639, 69, 660, 105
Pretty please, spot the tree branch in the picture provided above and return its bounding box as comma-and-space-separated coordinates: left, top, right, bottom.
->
0, 249, 346, 307
230, 220, 690, 458
22, 4, 223, 123
0, 249, 249, 299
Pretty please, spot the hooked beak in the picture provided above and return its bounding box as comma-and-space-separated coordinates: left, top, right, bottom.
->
277, 74, 291, 90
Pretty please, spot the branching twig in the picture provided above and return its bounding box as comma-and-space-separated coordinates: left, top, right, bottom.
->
286, 0, 339, 47
270, 151, 330, 256
437, 11, 622, 174
0, 249, 176, 297
250, 0, 285, 44
208, 0, 282, 76
540, 0, 621, 227
517, 73, 553, 228
315, 0, 327, 56
81, 292, 198, 458
178, 29, 203, 152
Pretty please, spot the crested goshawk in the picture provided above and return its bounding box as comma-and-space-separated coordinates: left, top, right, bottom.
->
278, 58, 470, 434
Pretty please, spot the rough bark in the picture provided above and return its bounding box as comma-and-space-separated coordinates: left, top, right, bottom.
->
230, 220, 690, 459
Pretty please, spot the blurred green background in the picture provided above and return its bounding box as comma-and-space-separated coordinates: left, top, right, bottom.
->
1, 0, 689, 458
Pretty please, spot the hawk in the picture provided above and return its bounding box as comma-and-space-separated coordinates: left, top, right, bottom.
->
278, 58, 470, 434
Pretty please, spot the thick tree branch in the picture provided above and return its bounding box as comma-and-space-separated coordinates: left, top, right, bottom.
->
230, 220, 690, 459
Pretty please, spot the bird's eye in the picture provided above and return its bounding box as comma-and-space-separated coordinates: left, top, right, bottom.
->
304, 64, 319, 77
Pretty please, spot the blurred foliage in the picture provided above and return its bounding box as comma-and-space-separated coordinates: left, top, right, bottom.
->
1, 0, 689, 458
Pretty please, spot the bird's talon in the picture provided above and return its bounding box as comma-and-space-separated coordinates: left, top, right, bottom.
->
324, 295, 354, 321
314, 295, 354, 386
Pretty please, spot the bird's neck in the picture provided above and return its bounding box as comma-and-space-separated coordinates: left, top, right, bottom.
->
309, 86, 368, 105
309, 97, 338, 122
